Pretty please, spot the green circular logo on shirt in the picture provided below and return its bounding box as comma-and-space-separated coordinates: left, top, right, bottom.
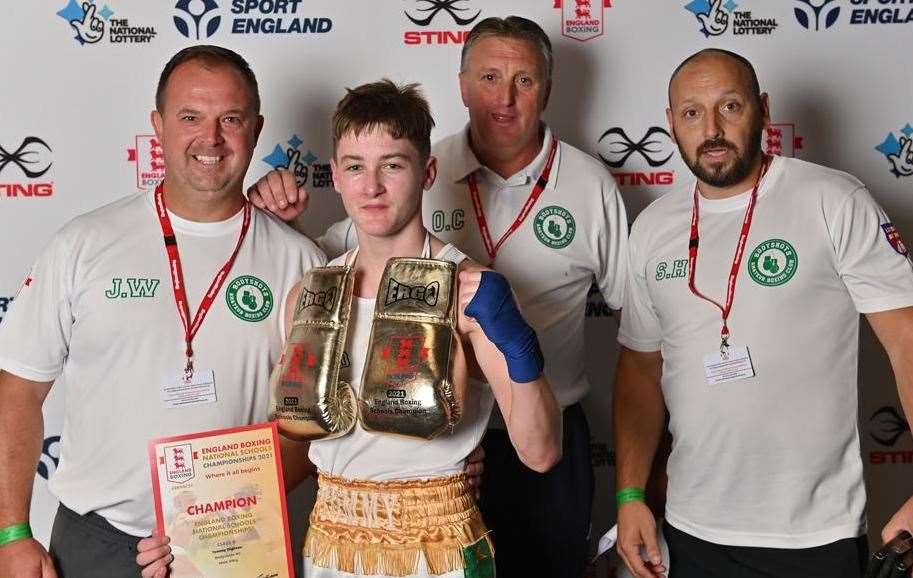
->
533, 205, 576, 249
226, 275, 273, 322
747, 239, 798, 286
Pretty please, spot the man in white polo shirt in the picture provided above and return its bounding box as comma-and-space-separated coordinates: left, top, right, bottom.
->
0, 46, 324, 578
250, 16, 628, 577
614, 48, 913, 578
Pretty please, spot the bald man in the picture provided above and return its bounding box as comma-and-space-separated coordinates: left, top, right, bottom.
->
613, 48, 913, 578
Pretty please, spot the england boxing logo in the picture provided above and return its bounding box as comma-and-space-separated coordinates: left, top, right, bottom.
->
162, 444, 195, 483
762, 123, 803, 157
552, 0, 612, 42
127, 135, 165, 190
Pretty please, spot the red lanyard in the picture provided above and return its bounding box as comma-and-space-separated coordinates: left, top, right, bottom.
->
467, 138, 559, 267
687, 156, 771, 352
154, 184, 251, 380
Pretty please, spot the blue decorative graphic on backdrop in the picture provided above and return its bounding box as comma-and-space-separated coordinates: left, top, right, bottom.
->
876, 124, 913, 178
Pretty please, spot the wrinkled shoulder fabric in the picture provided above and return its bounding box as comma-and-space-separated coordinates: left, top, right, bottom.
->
359, 257, 466, 440
269, 266, 357, 441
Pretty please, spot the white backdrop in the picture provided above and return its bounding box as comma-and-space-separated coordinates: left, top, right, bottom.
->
1, 1, 911, 575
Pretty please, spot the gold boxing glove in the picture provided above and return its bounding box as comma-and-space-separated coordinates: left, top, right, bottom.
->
269, 266, 357, 441
359, 258, 466, 440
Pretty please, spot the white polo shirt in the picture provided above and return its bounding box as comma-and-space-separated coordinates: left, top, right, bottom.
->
619, 156, 913, 548
0, 190, 325, 536
320, 125, 628, 409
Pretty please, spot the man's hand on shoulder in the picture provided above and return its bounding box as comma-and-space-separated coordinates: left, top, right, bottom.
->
248, 168, 309, 222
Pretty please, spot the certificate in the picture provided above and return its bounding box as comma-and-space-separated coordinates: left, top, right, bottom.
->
148, 423, 294, 578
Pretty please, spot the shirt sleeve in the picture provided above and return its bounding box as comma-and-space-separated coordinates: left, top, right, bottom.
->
829, 187, 913, 314
617, 224, 663, 352
595, 176, 629, 310
316, 218, 357, 260
0, 228, 76, 382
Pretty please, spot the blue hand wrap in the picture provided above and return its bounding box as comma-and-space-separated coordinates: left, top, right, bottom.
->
465, 271, 544, 383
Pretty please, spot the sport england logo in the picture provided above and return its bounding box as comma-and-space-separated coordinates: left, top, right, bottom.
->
794, 0, 841, 30
57, 0, 157, 45
747, 239, 798, 286
875, 123, 913, 178
534, 206, 576, 249
795, 0, 913, 28
262, 135, 332, 190
552, 0, 613, 42
127, 135, 165, 191
226, 275, 274, 322
684, 0, 779, 37
173, 0, 221, 39
174, 0, 332, 38
597, 126, 675, 187
403, 0, 481, 45
762, 123, 803, 157
0, 137, 54, 199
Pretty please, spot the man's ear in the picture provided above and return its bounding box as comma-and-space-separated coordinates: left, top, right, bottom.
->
151, 110, 163, 140
759, 92, 771, 130
330, 157, 340, 194
252, 114, 264, 148
665, 107, 678, 145
423, 155, 437, 191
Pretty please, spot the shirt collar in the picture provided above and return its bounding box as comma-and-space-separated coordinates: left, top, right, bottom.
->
450, 123, 555, 187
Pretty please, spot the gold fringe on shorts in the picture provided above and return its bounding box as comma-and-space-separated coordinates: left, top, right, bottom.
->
304, 471, 492, 576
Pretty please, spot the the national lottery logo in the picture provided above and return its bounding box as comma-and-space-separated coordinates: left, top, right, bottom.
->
162, 443, 195, 483
56, 0, 157, 45
552, 0, 613, 42
262, 135, 332, 189
0, 137, 54, 199
684, 0, 779, 37
875, 123, 913, 179
174, 0, 333, 37
793, 0, 841, 30
127, 135, 165, 191
403, 0, 481, 45
597, 126, 675, 187
762, 123, 803, 157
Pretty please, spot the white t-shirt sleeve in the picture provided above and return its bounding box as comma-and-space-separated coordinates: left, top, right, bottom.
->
595, 178, 628, 310
617, 228, 663, 352
316, 218, 357, 260
0, 229, 75, 382
829, 187, 913, 313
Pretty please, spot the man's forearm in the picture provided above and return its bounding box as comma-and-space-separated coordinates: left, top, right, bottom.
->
0, 372, 51, 526
504, 375, 562, 472
613, 348, 665, 490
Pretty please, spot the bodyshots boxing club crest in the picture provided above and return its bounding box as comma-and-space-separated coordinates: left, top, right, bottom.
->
534, 206, 576, 249
747, 239, 798, 286
226, 275, 274, 322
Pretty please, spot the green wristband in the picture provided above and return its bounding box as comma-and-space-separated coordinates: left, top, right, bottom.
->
0, 522, 32, 547
616, 487, 646, 507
